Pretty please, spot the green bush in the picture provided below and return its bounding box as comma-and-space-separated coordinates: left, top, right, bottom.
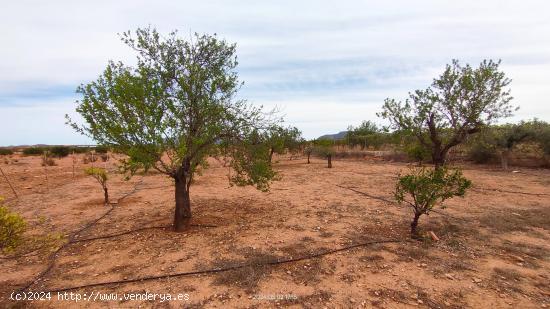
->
468, 142, 496, 164
22, 147, 44, 156
0, 148, 13, 155
94, 145, 109, 153
395, 167, 471, 237
50, 146, 70, 158
71, 147, 91, 154
0, 198, 26, 252
404, 143, 430, 163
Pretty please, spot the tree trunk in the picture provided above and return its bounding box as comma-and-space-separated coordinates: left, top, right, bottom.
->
307, 153, 310, 164
174, 173, 192, 232
500, 149, 510, 170
327, 155, 332, 168
269, 148, 274, 163
432, 149, 446, 170
103, 187, 109, 205
410, 213, 421, 238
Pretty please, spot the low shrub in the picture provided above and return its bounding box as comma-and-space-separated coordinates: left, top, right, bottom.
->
0, 197, 26, 252
23, 147, 44, 156
468, 142, 496, 164
0, 148, 13, 155
71, 147, 91, 154
94, 145, 109, 154
41, 151, 56, 166
404, 143, 430, 163
50, 146, 70, 158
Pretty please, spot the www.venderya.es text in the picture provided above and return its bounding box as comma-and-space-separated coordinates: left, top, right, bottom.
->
11, 291, 190, 303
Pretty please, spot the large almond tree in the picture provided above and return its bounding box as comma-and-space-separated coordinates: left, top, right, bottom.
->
379, 59, 516, 168
68, 27, 276, 231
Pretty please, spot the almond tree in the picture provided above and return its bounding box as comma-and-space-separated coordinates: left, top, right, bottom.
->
85, 167, 109, 205
68, 27, 277, 231
379, 60, 516, 168
395, 167, 471, 237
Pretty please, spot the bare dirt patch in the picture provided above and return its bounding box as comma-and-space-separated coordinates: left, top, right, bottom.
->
1, 154, 549, 308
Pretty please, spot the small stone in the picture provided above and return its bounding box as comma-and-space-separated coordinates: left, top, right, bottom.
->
473, 278, 482, 283
445, 273, 454, 280
428, 231, 440, 241
512, 255, 525, 262
417, 299, 424, 304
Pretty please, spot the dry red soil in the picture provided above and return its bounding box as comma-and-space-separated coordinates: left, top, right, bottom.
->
1, 154, 549, 308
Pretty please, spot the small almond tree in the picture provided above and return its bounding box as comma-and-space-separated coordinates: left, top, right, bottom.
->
394, 167, 471, 237
85, 167, 109, 205
304, 143, 313, 164
379, 59, 516, 169
314, 138, 335, 168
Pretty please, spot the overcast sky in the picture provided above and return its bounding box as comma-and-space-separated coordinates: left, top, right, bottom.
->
1, 1, 549, 145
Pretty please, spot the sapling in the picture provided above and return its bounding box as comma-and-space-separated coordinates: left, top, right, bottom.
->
314, 139, 335, 168
85, 167, 109, 205
394, 167, 471, 238
304, 144, 313, 164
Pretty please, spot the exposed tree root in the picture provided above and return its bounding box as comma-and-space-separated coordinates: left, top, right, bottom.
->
45, 238, 405, 293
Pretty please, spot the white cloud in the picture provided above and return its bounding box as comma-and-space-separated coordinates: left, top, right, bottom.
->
1, 0, 550, 144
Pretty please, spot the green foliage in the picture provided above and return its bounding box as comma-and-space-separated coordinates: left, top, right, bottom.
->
0, 197, 26, 252
94, 145, 109, 153
23, 147, 44, 156
264, 125, 303, 160
313, 138, 335, 157
71, 146, 91, 154
85, 167, 109, 204
395, 167, 472, 236
0, 148, 13, 155
50, 146, 70, 158
379, 59, 516, 167
467, 140, 496, 164
217, 129, 276, 191
85, 167, 108, 183
404, 142, 430, 163
346, 120, 383, 150
67, 27, 277, 226
527, 119, 550, 155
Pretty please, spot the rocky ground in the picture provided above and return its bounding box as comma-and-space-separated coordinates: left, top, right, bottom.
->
0, 153, 549, 308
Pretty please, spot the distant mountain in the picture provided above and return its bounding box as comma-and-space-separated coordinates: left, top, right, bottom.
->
318, 131, 348, 140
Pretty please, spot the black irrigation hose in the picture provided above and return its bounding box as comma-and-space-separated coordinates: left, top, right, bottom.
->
45, 238, 405, 293
471, 187, 550, 197
336, 184, 394, 204
17, 178, 145, 292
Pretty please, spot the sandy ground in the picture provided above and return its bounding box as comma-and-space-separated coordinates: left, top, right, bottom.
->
0, 153, 549, 308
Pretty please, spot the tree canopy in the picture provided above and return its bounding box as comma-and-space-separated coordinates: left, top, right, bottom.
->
379, 59, 516, 167
68, 27, 277, 230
